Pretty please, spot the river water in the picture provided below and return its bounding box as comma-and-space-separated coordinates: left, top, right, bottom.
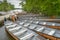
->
0, 26, 13, 40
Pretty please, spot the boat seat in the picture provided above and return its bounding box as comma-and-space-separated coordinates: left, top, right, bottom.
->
23, 22, 31, 27
28, 24, 37, 29
32, 21, 39, 24
9, 26, 22, 31
20, 33, 34, 40
48, 30, 56, 35
36, 27, 45, 32
19, 22, 25, 25
13, 29, 27, 36
6, 24, 17, 28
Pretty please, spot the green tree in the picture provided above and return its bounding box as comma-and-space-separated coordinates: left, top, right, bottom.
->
0, 0, 14, 11
22, 0, 60, 16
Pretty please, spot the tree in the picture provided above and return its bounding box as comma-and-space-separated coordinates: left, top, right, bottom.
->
0, 0, 14, 11
22, 0, 60, 16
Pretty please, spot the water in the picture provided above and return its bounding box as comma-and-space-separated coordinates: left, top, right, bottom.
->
0, 26, 13, 40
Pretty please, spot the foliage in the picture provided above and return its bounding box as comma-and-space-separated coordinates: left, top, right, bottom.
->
22, 0, 60, 16
0, 0, 14, 12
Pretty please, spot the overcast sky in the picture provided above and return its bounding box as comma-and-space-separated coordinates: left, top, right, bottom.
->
0, 0, 22, 8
